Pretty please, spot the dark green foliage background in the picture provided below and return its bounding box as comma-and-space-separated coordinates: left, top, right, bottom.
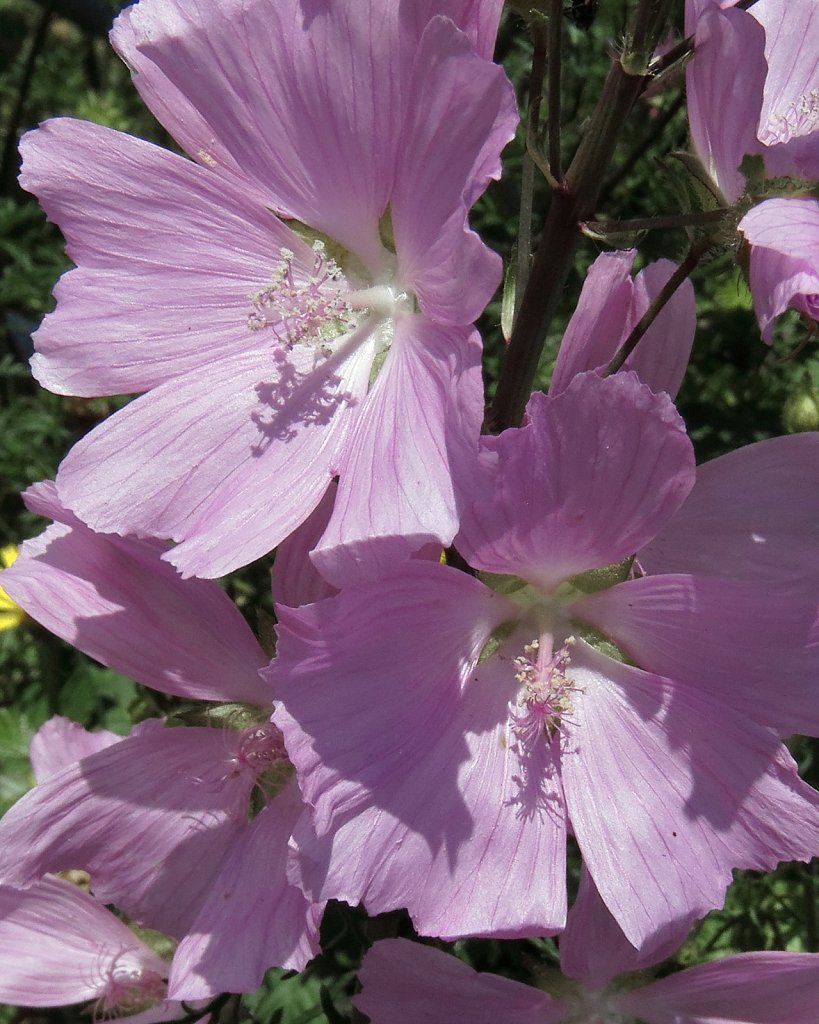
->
1, 1, 817, 1022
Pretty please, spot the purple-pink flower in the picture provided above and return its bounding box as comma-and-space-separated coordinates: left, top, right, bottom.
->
355, 873, 819, 1024
0, 874, 194, 1021
268, 371, 819, 949
24, 0, 517, 582
685, 0, 819, 203
0, 484, 323, 995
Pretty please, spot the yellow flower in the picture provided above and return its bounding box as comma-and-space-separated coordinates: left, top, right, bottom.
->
0, 545, 26, 631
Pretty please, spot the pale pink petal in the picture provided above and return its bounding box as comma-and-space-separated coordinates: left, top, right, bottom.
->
562, 645, 819, 951
355, 939, 562, 1024
392, 17, 516, 325
287, 673, 568, 939
573, 574, 819, 737
125, 0, 402, 271
312, 319, 483, 587
169, 780, 323, 998
0, 724, 255, 937
739, 198, 819, 343
549, 251, 637, 394
20, 119, 300, 396
271, 483, 338, 608
2, 489, 269, 704
615, 951, 819, 1024
626, 261, 696, 399
111, 8, 247, 184
559, 867, 688, 989
55, 345, 374, 579
551, 254, 695, 399
686, 4, 766, 202
0, 875, 166, 1007
685, 0, 741, 36
271, 567, 565, 937
400, 0, 504, 60
639, 433, 819, 586
457, 372, 695, 591
751, 0, 819, 181
29, 717, 121, 785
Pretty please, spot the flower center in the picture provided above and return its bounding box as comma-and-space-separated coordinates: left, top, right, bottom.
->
511, 636, 579, 744
247, 240, 357, 352
97, 953, 166, 1019
246, 238, 413, 364
759, 88, 819, 147
228, 722, 289, 778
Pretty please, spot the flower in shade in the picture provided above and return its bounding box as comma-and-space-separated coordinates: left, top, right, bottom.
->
738, 196, 819, 342
0, 545, 25, 630
0, 481, 322, 996
0, 874, 202, 1021
269, 370, 819, 950
23, 0, 517, 583
354, 870, 819, 1024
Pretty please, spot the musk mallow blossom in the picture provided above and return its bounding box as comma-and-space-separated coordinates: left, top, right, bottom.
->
354, 871, 819, 1024
23, 0, 517, 584
0, 483, 322, 995
685, 0, 819, 205
0, 874, 201, 1021
268, 370, 819, 951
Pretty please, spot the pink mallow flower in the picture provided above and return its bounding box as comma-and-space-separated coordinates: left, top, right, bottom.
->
0, 483, 322, 996
268, 370, 819, 951
738, 196, 819, 342
22, 0, 516, 584
685, 0, 818, 204
0, 874, 198, 1022
354, 872, 819, 1024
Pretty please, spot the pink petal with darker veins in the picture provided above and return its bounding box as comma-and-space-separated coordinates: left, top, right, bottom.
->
457, 372, 695, 591
739, 197, 819, 342
686, 2, 765, 202
271, 483, 338, 608
355, 939, 562, 1024
271, 566, 567, 937
562, 645, 819, 952
2, 483, 269, 704
0, 875, 166, 1009
400, 0, 505, 60
55, 344, 373, 579
312, 318, 483, 587
29, 717, 121, 784
392, 17, 517, 325
0, 723, 258, 937
559, 866, 688, 990
20, 119, 301, 397
123, 0, 402, 271
573, 573, 819, 738
551, 254, 695, 399
615, 951, 819, 1024
639, 432, 819, 587
169, 779, 323, 998
751, 0, 819, 181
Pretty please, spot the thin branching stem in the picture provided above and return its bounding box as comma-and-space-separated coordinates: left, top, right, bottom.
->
547, 0, 563, 181
582, 208, 729, 235
516, 27, 548, 316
